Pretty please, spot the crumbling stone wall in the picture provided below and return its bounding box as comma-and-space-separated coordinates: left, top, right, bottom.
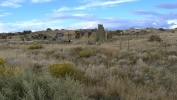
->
75, 32, 81, 39
106, 32, 113, 40
68, 34, 72, 40
75, 31, 84, 39
96, 24, 105, 42
88, 32, 92, 38
31, 34, 52, 40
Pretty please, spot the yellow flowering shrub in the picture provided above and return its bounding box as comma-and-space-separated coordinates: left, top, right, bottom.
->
28, 44, 44, 49
0, 67, 21, 76
0, 58, 5, 67
48, 62, 83, 79
79, 49, 95, 58
0, 58, 22, 76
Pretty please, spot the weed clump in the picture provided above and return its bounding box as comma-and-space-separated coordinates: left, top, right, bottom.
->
70, 47, 83, 56
0, 58, 5, 67
98, 47, 118, 58
150, 52, 162, 60
79, 49, 95, 58
48, 62, 83, 79
0, 58, 21, 76
28, 44, 44, 49
148, 35, 162, 42
0, 66, 21, 76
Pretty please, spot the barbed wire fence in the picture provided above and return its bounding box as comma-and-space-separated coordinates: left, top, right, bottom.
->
109, 33, 177, 52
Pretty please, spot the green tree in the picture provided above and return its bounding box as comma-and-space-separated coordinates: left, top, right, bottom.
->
46, 28, 52, 31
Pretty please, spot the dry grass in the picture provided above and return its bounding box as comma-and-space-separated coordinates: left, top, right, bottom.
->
97, 46, 119, 58
0, 29, 177, 99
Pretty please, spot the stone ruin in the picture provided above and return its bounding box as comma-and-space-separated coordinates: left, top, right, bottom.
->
31, 34, 51, 40
96, 24, 105, 42
106, 31, 113, 40
67, 34, 72, 40
75, 31, 84, 39
115, 30, 124, 36
88, 32, 92, 38
53, 33, 64, 41
21, 35, 31, 41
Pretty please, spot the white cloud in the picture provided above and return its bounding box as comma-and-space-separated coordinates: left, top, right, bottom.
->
171, 25, 177, 29
54, 7, 71, 12
72, 13, 88, 17
54, 0, 136, 12
0, 0, 25, 8
70, 21, 99, 29
0, 18, 63, 32
0, 13, 12, 17
0, 23, 5, 33
0, 0, 52, 8
48, 13, 96, 21
1, 16, 175, 33
152, 23, 156, 25
31, 0, 52, 3
168, 20, 177, 24
10, 19, 62, 28
168, 20, 177, 29
10, 20, 43, 27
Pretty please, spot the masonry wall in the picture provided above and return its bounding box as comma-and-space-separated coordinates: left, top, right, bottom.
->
96, 24, 105, 42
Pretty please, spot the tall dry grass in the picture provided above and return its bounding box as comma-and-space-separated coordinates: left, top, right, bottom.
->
0, 30, 177, 99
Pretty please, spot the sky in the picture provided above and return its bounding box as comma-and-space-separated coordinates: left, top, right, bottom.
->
0, 0, 177, 32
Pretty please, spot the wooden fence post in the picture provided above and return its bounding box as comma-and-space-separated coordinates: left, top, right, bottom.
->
128, 38, 129, 51
120, 39, 122, 50
165, 40, 166, 52
96, 42, 98, 48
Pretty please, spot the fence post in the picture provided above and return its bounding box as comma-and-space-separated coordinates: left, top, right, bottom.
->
165, 40, 166, 52
128, 38, 129, 51
120, 39, 122, 50
147, 43, 149, 51
96, 42, 98, 48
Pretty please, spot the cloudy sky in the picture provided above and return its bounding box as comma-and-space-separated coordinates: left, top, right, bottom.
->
0, 0, 177, 32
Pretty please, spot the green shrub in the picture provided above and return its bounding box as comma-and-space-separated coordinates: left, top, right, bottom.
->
46, 28, 52, 31
55, 29, 59, 31
166, 42, 171, 46
150, 52, 162, 60
48, 62, 83, 79
23, 30, 32, 34
28, 44, 44, 49
0, 72, 88, 100
79, 49, 95, 58
148, 35, 162, 42
0, 58, 5, 67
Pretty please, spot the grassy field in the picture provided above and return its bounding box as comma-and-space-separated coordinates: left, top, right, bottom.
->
0, 28, 177, 100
